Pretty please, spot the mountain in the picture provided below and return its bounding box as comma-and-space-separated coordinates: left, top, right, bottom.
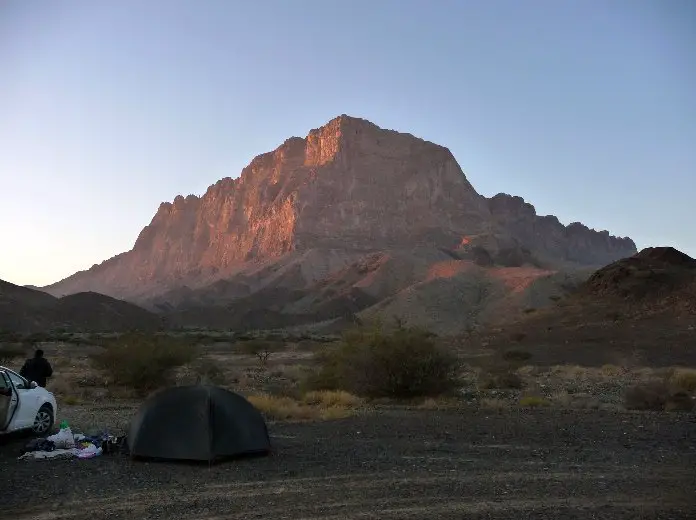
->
42, 115, 636, 332
475, 247, 696, 366
0, 279, 162, 333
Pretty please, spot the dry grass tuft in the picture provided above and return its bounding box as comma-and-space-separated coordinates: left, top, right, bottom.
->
248, 390, 363, 422
519, 395, 551, 408
502, 349, 532, 363
417, 397, 460, 410
319, 406, 354, 420
600, 364, 625, 377
624, 381, 670, 411
664, 391, 694, 412
478, 370, 523, 390
550, 391, 573, 407
302, 390, 363, 407
247, 394, 321, 421
479, 397, 508, 410
669, 368, 696, 393
550, 365, 588, 379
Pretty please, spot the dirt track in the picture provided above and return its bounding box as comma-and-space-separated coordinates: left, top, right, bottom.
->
1, 409, 695, 519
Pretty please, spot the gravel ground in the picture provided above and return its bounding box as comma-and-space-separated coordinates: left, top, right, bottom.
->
1, 409, 695, 519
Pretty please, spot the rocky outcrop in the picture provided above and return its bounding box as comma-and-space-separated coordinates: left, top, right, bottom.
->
485, 193, 636, 266
43, 115, 636, 303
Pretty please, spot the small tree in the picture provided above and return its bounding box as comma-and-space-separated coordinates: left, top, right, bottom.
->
239, 339, 285, 366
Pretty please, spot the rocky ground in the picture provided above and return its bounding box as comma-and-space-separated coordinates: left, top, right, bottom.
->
1, 408, 695, 520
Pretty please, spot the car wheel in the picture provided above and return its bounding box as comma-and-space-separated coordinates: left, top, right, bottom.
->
32, 404, 54, 435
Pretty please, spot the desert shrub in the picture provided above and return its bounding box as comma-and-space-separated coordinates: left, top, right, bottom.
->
76, 375, 106, 388
600, 364, 624, 377
0, 331, 22, 343
519, 395, 551, 407
238, 339, 285, 366
302, 390, 363, 407
478, 370, 523, 390
304, 324, 460, 399
247, 393, 358, 422
62, 395, 81, 406
480, 397, 508, 410
664, 391, 694, 412
247, 394, 316, 421
0, 343, 27, 363
191, 358, 227, 385
624, 382, 670, 411
417, 397, 459, 410
605, 311, 622, 322
22, 332, 51, 344
669, 369, 696, 393
502, 349, 532, 363
91, 333, 198, 394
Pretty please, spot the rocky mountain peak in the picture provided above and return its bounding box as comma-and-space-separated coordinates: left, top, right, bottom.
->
44, 115, 637, 302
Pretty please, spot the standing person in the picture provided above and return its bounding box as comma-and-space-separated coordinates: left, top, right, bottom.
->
19, 349, 53, 387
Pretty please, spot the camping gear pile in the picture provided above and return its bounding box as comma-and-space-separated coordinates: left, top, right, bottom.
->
18, 421, 123, 461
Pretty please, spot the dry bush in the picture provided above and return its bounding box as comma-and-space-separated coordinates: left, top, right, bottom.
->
479, 397, 508, 410
665, 391, 694, 412
247, 394, 320, 421
519, 395, 551, 408
478, 370, 523, 390
91, 333, 199, 395
624, 381, 670, 411
502, 349, 532, 363
669, 369, 696, 393
550, 391, 573, 408
0, 343, 27, 364
417, 397, 460, 410
191, 358, 228, 385
238, 339, 286, 366
47, 374, 100, 405
62, 395, 81, 405
47, 375, 73, 398
248, 392, 360, 422
319, 406, 354, 420
600, 364, 625, 377
302, 390, 363, 407
550, 365, 588, 379
304, 324, 460, 399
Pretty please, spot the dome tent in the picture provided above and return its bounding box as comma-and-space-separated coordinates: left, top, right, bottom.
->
128, 385, 271, 463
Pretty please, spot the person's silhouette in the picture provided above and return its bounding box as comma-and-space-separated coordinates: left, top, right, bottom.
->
19, 349, 53, 387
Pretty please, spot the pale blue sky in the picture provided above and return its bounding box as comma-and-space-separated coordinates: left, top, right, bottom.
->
1, 0, 694, 286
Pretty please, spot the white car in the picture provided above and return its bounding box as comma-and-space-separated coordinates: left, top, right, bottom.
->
0, 365, 58, 436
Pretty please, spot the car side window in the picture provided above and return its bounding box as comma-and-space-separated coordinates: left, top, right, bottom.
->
0, 372, 10, 391
7, 371, 26, 390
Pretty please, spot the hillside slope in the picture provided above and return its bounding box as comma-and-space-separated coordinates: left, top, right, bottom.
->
474, 247, 696, 366
0, 280, 162, 333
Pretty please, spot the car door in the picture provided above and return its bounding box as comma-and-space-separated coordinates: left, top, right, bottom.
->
6, 370, 37, 429
0, 371, 19, 432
